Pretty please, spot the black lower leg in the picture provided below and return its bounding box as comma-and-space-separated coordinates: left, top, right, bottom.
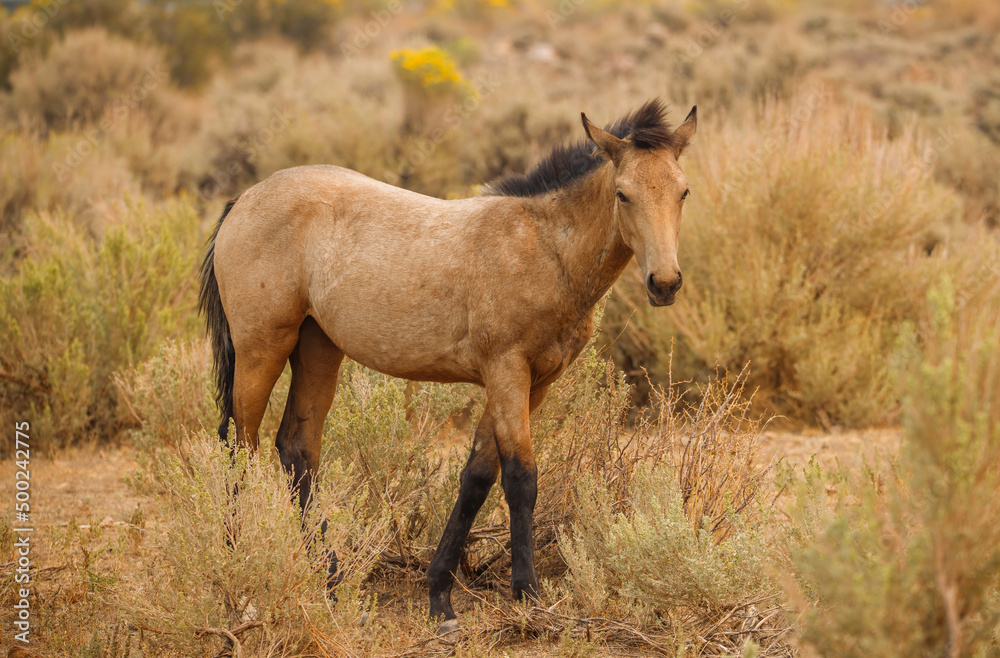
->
501, 456, 538, 601
291, 461, 341, 590
427, 442, 498, 620
276, 427, 340, 590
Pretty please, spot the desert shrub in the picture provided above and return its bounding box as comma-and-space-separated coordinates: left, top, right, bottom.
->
114, 340, 217, 456
0, 11, 19, 90
145, 0, 341, 87
269, 0, 344, 50
184, 43, 402, 199
0, 130, 147, 246
0, 200, 202, 454
39, 0, 145, 41
789, 281, 1000, 656
553, 364, 788, 655
116, 433, 390, 656
934, 118, 1000, 226
225, 0, 342, 50
391, 46, 473, 137
605, 95, 966, 427
562, 467, 777, 613
8, 27, 168, 129
391, 46, 469, 94
146, 0, 232, 88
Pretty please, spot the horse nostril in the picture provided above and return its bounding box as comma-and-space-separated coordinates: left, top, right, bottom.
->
648, 272, 682, 299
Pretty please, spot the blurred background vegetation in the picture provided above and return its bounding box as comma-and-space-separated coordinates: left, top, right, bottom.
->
0, 0, 999, 655
2, 0, 999, 446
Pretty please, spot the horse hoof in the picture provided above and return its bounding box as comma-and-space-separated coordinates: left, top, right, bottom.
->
437, 619, 461, 635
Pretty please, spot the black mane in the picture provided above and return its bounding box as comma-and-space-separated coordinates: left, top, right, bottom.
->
483, 98, 681, 198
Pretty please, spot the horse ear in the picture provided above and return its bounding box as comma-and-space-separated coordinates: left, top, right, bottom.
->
672, 106, 697, 158
581, 113, 625, 164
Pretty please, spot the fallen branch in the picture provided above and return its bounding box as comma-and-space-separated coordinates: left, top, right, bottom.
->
195, 620, 263, 658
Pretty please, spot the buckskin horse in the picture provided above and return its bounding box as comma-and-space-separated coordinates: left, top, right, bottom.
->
199, 98, 696, 628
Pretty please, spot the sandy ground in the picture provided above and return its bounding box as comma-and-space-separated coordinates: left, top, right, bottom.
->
1, 446, 146, 531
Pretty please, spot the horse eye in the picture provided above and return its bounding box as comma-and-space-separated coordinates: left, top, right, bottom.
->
616, 191, 629, 204
681, 189, 690, 200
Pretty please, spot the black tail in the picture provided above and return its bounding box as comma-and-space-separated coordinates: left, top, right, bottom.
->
199, 197, 239, 445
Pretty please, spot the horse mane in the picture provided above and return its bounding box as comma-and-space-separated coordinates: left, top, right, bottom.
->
482, 98, 681, 198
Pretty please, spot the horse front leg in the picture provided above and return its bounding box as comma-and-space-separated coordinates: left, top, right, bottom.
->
426, 362, 541, 629
497, 378, 546, 604
427, 412, 500, 626
504, 383, 550, 600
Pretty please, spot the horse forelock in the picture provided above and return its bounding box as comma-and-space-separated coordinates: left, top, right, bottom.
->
483, 98, 679, 198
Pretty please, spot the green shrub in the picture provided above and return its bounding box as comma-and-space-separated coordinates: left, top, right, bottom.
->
42, 0, 145, 42
561, 467, 777, 616
0, 199, 202, 454
226, 0, 342, 51
790, 281, 1000, 656
114, 340, 217, 457
146, 0, 232, 88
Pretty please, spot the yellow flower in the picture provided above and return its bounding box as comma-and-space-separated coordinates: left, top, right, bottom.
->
390, 47, 469, 93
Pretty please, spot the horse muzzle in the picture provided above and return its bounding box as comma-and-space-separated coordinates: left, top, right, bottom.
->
645, 271, 682, 307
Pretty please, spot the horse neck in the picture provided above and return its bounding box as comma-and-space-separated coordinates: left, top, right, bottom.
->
530, 163, 633, 313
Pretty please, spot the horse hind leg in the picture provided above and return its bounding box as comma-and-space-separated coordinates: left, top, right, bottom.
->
231, 327, 299, 453
275, 317, 344, 514
275, 317, 344, 587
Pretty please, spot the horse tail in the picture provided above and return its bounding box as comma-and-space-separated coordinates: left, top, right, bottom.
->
199, 197, 239, 445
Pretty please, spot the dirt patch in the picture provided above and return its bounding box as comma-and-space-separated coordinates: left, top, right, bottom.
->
1, 446, 144, 529
760, 427, 903, 473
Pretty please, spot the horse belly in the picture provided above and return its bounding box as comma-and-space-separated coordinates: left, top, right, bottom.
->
309, 289, 480, 384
